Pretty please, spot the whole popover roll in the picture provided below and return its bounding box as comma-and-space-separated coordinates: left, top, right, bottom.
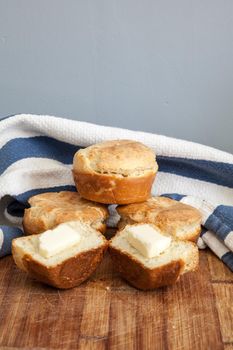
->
23, 191, 109, 235
73, 140, 158, 204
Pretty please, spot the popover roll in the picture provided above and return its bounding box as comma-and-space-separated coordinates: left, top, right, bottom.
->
73, 140, 158, 204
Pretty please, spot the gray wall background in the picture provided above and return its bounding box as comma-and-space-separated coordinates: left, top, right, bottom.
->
0, 0, 233, 153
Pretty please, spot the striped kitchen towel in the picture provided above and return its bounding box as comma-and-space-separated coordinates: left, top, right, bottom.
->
0, 114, 233, 271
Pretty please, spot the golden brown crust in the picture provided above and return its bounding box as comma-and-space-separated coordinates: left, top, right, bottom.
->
23, 191, 109, 235
117, 196, 202, 241
72, 140, 158, 205
108, 224, 199, 290
73, 140, 157, 176
12, 240, 108, 289
73, 171, 156, 204
109, 246, 184, 290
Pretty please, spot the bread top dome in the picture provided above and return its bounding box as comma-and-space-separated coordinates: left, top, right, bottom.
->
73, 140, 158, 177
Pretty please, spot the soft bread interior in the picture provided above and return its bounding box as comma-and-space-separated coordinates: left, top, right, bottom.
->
110, 227, 198, 273
13, 221, 106, 268
169, 223, 200, 240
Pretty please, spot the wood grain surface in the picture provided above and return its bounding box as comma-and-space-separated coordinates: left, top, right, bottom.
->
0, 249, 232, 350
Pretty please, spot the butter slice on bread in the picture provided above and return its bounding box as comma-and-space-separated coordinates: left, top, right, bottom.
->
117, 196, 202, 242
109, 224, 199, 290
12, 221, 108, 289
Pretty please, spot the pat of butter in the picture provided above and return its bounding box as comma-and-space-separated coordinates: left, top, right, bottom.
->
38, 222, 81, 258
126, 224, 171, 258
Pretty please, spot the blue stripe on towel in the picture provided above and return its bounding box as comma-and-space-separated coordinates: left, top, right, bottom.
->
0, 226, 24, 258
1, 137, 233, 189
221, 252, 233, 272
205, 205, 233, 240
211, 205, 233, 229
161, 193, 186, 201
0, 136, 81, 174
157, 156, 233, 188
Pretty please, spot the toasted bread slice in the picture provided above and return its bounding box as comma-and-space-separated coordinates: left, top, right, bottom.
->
109, 224, 199, 290
12, 221, 108, 289
23, 191, 109, 235
117, 196, 202, 242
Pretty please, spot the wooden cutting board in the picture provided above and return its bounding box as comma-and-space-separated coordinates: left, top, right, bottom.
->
0, 248, 232, 350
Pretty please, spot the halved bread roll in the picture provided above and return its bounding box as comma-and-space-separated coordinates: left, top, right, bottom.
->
109, 224, 199, 290
117, 196, 202, 242
23, 191, 109, 235
73, 140, 158, 204
12, 221, 108, 289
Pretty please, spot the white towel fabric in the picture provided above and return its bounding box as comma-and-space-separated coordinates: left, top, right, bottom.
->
0, 114, 233, 271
